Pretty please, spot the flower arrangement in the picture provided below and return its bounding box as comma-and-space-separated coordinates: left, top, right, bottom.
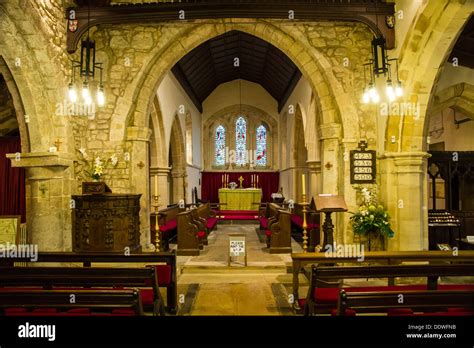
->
350, 187, 395, 239
79, 148, 118, 181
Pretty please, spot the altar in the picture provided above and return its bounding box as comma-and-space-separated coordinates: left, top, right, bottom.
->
218, 188, 262, 211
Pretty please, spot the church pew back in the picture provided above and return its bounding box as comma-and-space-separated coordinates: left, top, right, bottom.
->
0, 289, 143, 316
0, 266, 164, 316
0, 251, 177, 314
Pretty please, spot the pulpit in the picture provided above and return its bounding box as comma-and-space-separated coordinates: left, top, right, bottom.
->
72, 184, 141, 252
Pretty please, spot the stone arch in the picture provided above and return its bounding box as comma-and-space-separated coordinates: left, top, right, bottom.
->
0, 56, 29, 152
169, 114, 186, 203
0, 5, 72, 152
385, 1, 473, 153
111, 20, 355, 142
149, 96, 167, 168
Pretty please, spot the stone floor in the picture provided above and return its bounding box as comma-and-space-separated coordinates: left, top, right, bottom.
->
173, 223, 301, 315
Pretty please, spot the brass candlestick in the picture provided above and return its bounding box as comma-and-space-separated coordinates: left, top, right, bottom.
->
152, 194, 161, 252
301, 193, 309, 253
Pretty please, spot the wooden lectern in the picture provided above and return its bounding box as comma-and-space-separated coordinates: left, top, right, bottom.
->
314, 194, 348, 250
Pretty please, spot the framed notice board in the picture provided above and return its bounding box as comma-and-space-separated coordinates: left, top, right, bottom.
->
228, 234, 247, 266
350, 140, 376, 184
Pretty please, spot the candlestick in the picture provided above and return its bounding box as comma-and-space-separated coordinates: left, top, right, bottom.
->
256, 175, 258, 187
302, 173, 306, 195
222, 175, 224, 187
154, 175, 158, 196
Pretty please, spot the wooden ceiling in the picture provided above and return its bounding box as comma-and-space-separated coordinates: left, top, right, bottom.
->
450, 15, 474, 69
171, 30, 302, 112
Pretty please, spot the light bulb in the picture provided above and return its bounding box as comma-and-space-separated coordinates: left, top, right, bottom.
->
84, 95, 92, 106
68, 83, 77, 103
395, 81, 404, 97
386, 80, 395, 98
371, 90, 380, 104
368, 84, 377, 98
97, 86, 105, 107
82, 81, 90, 99
362, 90, 370, 104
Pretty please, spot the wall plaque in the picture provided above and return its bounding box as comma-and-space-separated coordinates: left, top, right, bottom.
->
350, 140, 376, 184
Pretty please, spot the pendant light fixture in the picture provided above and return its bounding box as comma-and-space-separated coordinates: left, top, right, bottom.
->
361, 3, 403, 105
68, 1, 105, 107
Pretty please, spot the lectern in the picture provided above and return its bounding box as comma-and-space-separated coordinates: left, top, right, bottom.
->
315, 194, 348, 250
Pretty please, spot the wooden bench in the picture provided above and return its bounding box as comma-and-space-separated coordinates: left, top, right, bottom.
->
304, 263, 474, 315
151, 204, 184, 251
0, 266, 165, 316
337, 289, 474, 316
0, 289, 143, 316
177, 210, 202, 256
292, 198, 320, 251
291, 250, 474, 312
265, 208, 292, 254
197, 202, 218, 232
0, 251, 178, 314
259, 202, 281, 230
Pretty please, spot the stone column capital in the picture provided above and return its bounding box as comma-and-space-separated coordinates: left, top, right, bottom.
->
150, 166, 171, 175
306, 160, 322, 173
318, 123, 341, 140
6, 152, 75, 169
383, 152, 431, 174
126, 126, 152, 142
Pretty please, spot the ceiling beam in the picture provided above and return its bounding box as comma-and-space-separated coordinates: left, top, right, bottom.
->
171, 64, 203, 113
65, 0, 395, 53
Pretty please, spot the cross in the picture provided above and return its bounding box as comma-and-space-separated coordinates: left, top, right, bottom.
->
54, 138, 62, 151
39, 183, 48, 195
238, 176, 244, 188
325, 162, 333, 170
358, 140, 368, 151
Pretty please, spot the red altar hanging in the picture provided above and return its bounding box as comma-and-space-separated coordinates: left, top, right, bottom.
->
201, 171, 279, 203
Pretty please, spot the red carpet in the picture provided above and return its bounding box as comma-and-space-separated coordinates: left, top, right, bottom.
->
218, 210, 259, 220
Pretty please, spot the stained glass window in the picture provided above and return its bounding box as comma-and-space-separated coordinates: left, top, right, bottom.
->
235, 117, 247, 165
215, 125, 226, 166
256, 125, 267, 166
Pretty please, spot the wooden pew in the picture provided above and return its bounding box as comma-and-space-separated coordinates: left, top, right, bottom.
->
292, 198, 320, 251
197, 202, 218, 232
177, 210, 201, 256
291, 250, 474, 312
305, 263, 474, 315
259, 202, 281, 230
0, 251, 178, 314
337, 289, 474, 316
0, 289, 143, 316
266, 208, 292, 254
0, 266, 165, 316
151, 204, 185, 251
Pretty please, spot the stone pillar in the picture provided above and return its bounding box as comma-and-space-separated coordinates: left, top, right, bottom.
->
318, 123, 344, 244
150, 166, 171, 207
171, 170, 186, 204
340, 139, 359, 246
126, 126, 152, 249
381, 152, 430, 251
7, 152, 75, 251
307, 160, 321, 197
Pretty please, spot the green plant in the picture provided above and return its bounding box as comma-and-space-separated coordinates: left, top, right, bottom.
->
349, 187, 394, 238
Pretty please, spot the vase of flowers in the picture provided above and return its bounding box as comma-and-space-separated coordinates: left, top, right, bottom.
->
79, 149, 118, 183
349, 187, 395, 251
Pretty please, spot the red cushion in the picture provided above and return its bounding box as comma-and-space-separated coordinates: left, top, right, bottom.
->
265, 230, 272, 237
111, 309, 137, 316
156, 265, 172, 286
67, 308, 91, 314
160, 220, 177, 232
4, 308, 28, 314
313, 285, 427, 303
291, 215, 303, 226
206, 217, 218, 229
32, 308, 58, 313
387, 308, 414, 316
331, 308, 356, 316
197, 231, 206, 238
140, 289, 154, 305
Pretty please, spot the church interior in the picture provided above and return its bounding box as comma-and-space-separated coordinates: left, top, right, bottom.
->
1, 0, 474, 328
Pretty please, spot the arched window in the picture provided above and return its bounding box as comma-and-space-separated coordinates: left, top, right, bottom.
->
256, 125, 267, 166
215, 125, 226, 166
185, 114, 193, 165
235, 116, 247, 165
